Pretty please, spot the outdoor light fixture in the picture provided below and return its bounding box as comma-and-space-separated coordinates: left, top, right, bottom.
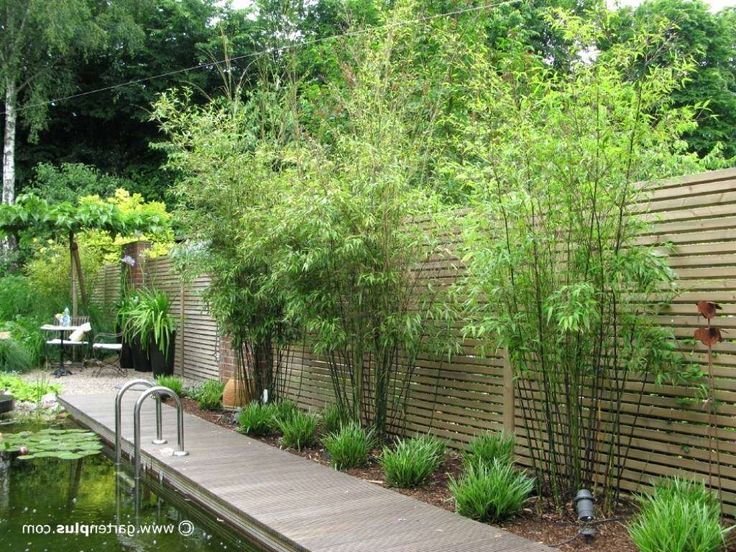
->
574, 489, 595, 522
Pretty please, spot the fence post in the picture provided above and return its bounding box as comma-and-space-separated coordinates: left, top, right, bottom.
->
502, 348, 515, 434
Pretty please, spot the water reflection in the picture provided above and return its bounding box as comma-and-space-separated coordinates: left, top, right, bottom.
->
0, 423, 258, 551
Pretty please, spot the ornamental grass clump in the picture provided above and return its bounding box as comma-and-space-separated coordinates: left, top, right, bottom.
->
323, 422, 373, 470
237, 402, 279, 436
277, 410, 319, 450
464, 432, 515, 469
193, 379, 225, 411
156, 375, 184, 397
628, 478, 727, 552
381, 435, 445, 488
449, 460, 534, 522
321, 403, 350, 435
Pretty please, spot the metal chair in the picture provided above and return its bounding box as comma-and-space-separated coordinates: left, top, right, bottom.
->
44, 317, 92, 375
90, 333, 126, 376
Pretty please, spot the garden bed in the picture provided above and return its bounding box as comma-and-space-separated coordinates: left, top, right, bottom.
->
177, 397, 639, 551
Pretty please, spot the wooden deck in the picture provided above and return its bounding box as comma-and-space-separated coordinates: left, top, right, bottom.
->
59, 391, 553, 552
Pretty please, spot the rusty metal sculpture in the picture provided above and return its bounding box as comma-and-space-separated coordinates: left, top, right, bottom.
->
695, 300, 725, 498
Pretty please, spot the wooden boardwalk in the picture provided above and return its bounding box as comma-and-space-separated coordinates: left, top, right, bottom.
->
60, 391, 553, 552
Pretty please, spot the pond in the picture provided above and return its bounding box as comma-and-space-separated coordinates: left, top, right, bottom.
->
0, 418, 262, 551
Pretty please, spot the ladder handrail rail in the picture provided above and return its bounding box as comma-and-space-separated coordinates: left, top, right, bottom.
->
114, 379, 165, 465
133, 385, 188, 480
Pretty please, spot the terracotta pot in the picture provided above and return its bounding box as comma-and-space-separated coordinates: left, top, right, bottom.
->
222, 377, 250, 409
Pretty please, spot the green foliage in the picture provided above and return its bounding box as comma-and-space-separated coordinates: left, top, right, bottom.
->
0, 193, 170, 238
464, 432, 515, 469
0, 374, 60, 403
0, 275, 37, 320
191, 379, 225, 411
321, 403, 350, 435
274, 399, 297, 421
609, 0, 736, 160
155, 85, 298, 406
628, 478, 726, 552
276, 410, 319, 451
120, 288, 176, 359
458, 11, 714, 509
322, 422, 374, 470
448, 460, 534, 523
4, 318, 45, 369
380, 435, 445, 488
0, 339, 32, 372
27, 163, 130, 204
155, 375, 183, 397
0, 428, 103, 460
236, 402, 279, 436
263, 1, 457, 436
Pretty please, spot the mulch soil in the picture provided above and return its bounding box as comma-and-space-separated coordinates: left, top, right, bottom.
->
177, 398, 732, 551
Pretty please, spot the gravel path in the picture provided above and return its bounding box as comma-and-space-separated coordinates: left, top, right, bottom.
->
21, 366, 137, 395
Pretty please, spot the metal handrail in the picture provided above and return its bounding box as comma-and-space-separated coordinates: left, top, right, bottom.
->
114, 379, 166, 465
133, 386, 188, 480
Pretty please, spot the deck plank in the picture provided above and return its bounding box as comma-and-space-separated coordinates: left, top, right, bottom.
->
59, 391, 553, 552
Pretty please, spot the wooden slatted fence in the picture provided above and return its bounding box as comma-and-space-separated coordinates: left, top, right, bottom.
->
92, 167, 736, 511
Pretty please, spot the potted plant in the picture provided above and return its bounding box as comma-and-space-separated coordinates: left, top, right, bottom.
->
123, 289, 177, 377
115, 294, 137, 370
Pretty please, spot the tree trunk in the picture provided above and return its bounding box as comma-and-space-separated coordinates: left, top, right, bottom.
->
3, 78, 16, 206
2, 79, 17, 255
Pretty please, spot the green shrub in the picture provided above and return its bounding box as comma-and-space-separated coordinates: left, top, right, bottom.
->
193, 380, 225, 411
237, 402, 279, 436
156, 375, 184, 397
322, 422, 373, 470
629, 478, 725, 552
7, 317, 46, 369
0, 374, 61, 402
0, 339, 33, 373
449, 460, 534, 522
275, 399, 297, 421
381, 435, 445, 488
464, 431, 515, 469
277, 410, 319, 450
321, 403, 350, 435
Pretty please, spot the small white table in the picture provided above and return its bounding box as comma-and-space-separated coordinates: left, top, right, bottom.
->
41, 324, 82, 377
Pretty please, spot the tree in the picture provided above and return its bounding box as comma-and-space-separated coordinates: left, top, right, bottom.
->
0, 192, 170, 314
458, 11, 713, 510
607, 0, 736, 159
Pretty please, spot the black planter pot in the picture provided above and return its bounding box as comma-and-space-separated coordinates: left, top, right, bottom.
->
131, 335, 152, 373
150, 332, 175, 378
117, 324, 134, 369
0, 394, 14, 414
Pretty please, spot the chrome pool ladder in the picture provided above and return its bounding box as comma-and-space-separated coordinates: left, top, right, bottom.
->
114, 379, 188, 480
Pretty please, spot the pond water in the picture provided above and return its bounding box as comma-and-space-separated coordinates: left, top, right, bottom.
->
0, 418, 262, 551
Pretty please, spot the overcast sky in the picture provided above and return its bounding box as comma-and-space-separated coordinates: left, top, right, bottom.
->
231, 0, 736, 11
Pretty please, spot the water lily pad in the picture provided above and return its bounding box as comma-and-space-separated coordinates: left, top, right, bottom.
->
0, 428, 102, 460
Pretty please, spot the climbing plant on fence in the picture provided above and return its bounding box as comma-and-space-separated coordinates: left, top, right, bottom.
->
457, 13, 715, 511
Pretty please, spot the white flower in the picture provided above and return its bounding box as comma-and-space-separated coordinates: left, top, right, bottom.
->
121, 255, 136, 267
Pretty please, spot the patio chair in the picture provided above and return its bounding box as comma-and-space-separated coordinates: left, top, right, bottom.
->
45, 321, 92, 374
90, 333, 126, 376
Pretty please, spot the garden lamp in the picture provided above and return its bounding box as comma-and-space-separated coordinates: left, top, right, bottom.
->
574, 489, 594, 522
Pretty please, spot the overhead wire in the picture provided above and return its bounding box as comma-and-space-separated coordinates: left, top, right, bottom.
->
0, 0, 522, 117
